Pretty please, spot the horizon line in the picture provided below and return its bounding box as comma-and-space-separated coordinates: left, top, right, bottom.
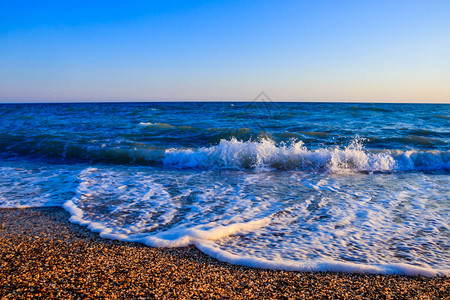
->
0, 99, 449, 104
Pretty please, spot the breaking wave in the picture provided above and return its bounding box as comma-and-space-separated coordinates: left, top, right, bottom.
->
163, 138, 450, 172
1, 134, 448, 172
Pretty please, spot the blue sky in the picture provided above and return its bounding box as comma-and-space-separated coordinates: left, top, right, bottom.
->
0, 0, 449, 102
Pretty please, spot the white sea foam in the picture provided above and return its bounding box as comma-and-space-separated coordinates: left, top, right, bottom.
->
141, 218, 271, 248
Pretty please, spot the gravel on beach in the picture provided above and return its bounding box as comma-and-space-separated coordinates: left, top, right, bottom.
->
1, 207, 448, 299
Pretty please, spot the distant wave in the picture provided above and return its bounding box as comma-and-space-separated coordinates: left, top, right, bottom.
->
139, 122, 176, 128
433, 114, 450, 120
348, 105, 393, 113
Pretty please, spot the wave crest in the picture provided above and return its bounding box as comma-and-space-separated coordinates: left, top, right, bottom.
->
163, 138, 449, 172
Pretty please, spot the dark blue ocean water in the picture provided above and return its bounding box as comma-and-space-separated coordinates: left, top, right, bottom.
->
0, 102, 449, 276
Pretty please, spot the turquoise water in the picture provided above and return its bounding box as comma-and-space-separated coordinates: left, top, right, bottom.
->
0, 102, 449, 276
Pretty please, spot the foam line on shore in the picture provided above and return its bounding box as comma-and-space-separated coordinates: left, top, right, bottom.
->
196, 241, 448, 278
61, 198, 448, 278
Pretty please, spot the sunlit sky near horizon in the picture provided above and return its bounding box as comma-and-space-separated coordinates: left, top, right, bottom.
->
0, 0, 449, 103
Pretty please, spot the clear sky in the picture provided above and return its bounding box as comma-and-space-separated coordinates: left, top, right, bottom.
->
0, 0, 449, 103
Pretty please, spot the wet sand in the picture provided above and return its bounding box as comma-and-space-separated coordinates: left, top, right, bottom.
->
0, 207, 448, 299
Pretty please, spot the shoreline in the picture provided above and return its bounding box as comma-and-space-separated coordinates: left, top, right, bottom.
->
1, 207, 448, 299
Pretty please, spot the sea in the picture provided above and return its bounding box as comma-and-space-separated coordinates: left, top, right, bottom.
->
0, 102, 448, 277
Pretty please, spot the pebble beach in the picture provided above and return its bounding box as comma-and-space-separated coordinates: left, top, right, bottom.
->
1, 207, 448, 299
